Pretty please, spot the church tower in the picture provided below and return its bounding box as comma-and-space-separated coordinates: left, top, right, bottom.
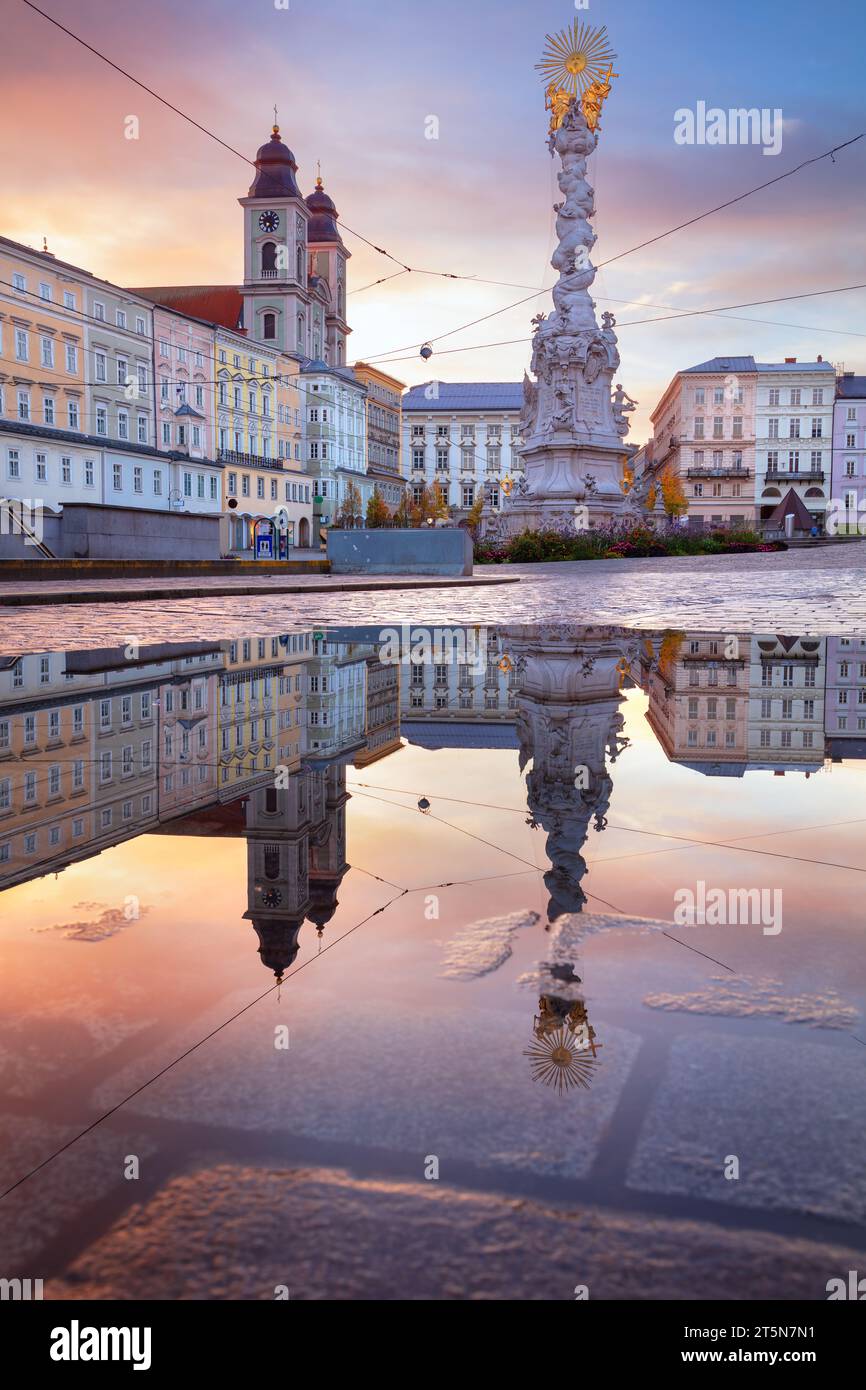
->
239, 121, 312, 357
305, 174, 351, 366
307, 763, 350, 936
243, 775, 312, 979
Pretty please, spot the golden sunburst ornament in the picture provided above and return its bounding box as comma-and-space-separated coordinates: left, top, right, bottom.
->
523, 1026, 599, 1096
536, 20, 617, 97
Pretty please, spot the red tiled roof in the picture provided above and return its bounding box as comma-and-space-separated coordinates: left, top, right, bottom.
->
130, 285, 245, 333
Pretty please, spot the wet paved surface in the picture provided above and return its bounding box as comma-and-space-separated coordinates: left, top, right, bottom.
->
3, 544, 866, 651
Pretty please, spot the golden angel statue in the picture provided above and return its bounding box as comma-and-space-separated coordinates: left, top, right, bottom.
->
580, 63, 618, 131
544, 82, 574, 134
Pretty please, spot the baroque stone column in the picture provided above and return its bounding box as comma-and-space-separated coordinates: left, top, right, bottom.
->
507, 96, 637, 532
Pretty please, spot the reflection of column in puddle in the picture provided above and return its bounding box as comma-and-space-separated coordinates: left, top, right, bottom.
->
503, 623, 638, 923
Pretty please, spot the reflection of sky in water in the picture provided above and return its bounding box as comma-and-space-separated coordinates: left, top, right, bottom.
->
1, 655, 865, 1298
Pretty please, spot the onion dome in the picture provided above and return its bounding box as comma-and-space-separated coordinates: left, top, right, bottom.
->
248, 124, 301, 199
306, 174, 342, 244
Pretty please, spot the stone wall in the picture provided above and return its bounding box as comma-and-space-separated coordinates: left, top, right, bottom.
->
59, 504, 221, 560
327, 527, 473, 576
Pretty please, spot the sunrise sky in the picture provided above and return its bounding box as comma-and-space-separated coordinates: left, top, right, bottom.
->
4, 0, 865, 439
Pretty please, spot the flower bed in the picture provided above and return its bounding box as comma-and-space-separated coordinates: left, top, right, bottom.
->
474, 524, 786, 564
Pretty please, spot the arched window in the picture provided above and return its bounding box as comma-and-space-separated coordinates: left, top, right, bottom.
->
337, 282, 344, 316
261, 242, 277, 274
265, 788, 278, 815
263, 312, 276, 340
263, 846, 280, 880
296, 313, 305, 351
297, 244, 304, 281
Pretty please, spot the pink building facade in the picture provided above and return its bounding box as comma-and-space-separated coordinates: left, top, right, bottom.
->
650, 357, 757, 527
831, 374, 866, 533
152, 306, 216, 466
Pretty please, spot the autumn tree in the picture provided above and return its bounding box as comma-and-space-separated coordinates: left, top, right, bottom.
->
660, 467, 688, 519
335, 479, 363, 527
393, 491, 413, 528
365, 487, 390, 528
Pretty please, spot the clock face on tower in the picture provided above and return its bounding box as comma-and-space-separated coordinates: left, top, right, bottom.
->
258, 211, 280, 233
261, 887, 283, 908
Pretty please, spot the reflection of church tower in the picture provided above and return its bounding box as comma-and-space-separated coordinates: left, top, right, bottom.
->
307, 763, 350, 938
243, 776, 312, 979
504, 624, 636, 922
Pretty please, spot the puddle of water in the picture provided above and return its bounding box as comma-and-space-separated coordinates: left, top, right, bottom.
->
0, 624, 864, 1298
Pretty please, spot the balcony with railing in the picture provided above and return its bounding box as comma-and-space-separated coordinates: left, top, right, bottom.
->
218, 448, 284, 472
764, 468, 825, 483
687, 465, 752, 479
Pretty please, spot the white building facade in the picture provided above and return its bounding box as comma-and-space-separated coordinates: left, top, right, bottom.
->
302, 360, 369, 527
754, 359, 835, 531
401, 382, 523, 518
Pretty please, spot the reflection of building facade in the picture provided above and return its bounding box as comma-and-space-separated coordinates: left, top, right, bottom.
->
218, 634, 309, 797
641, 632, 751, 774
641, 633, 829, 775
304, 636, 368, 759
824, 637, 866, 751
400, 629, 516, 723
747, 636, 825, 773
355, 655, 401, 767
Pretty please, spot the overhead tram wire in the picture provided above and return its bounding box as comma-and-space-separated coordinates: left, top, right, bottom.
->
19, 2, 863, 365
0, 886, 410, 1204
16, 0, 548, 291
361, 132, 865, 360
366, 283, 866, 366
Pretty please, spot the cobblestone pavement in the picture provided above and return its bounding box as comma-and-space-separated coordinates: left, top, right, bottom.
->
3, 544, 866, 651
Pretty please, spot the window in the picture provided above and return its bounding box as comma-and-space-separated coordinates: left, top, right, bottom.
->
94, 301, 105, 321
113, 462, 123, 490
136, 315, 146, 335
138, 414, 147, 444
768, 388, 780, 406
96, 405, 108, 436
65, 343, 78, 373
41, 336, 55, 368
116, 309, 127, 329
43, 396, 55, 425
15, 328, 29, 361
12, 272, 26, 291
133, 466, 143, 493
263, 313, 276, 339
95, 351, 107, 383
7, 449, 20, 479
61, 456, 72, 485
